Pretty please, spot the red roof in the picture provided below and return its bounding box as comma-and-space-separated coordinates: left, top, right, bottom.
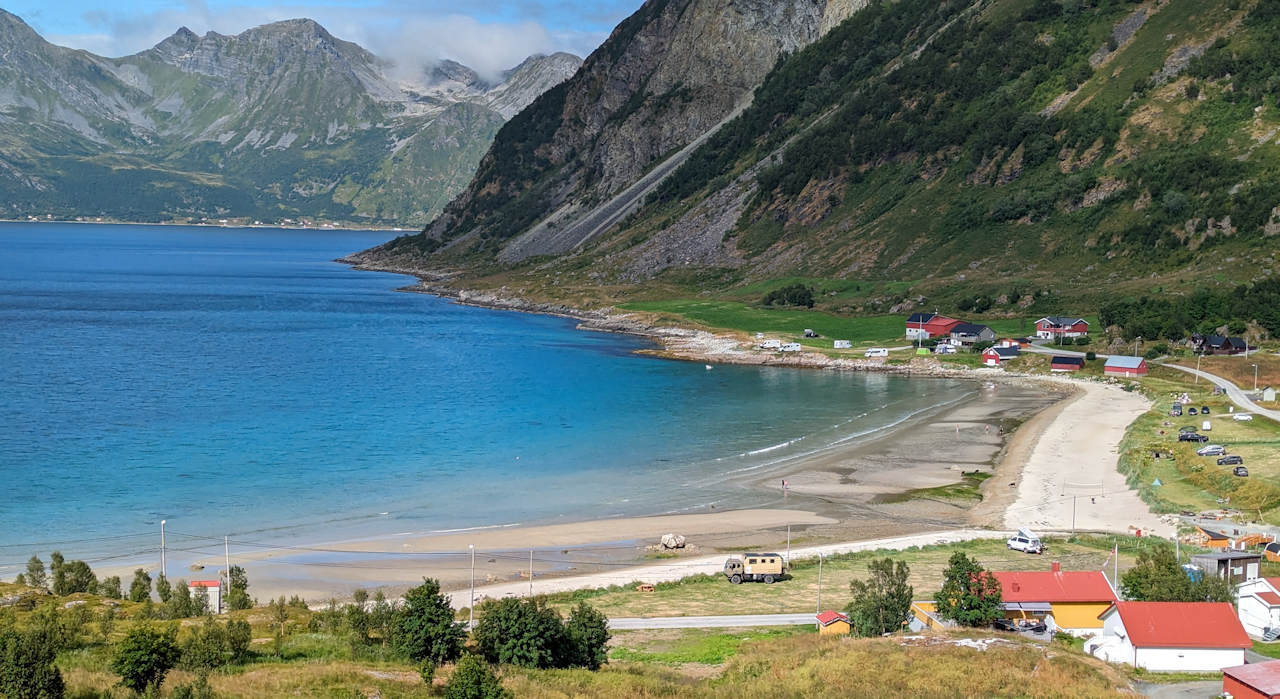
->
1224, 661, 1280, 694
1259, 591, 1280, 606
993, 571, 1116, 603
1100, 602, 1250, 648
1266, 577, 1280, 591
816, 610, 849, 627
187, 580, 221, 588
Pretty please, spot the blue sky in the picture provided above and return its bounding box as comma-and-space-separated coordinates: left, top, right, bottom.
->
3, 0, 638, 77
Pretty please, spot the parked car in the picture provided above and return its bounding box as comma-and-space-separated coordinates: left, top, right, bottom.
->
1234, 414, 1255, 421
1202, 406, 1210, 415
1189, 407, 1198, 415
1171, 405, 1183, 416
1197, 445, 1226, 456
1234, 466, 1249, 477
1219, 455, 1244, 466
1178, 433, 1210, 442
1006, 529, 1043, 554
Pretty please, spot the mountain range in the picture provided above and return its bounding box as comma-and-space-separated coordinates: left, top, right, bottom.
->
352, 0, 1280, 310
0, 10, 580, 225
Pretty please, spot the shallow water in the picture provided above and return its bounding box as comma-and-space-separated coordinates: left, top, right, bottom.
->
0, 223, 975, 574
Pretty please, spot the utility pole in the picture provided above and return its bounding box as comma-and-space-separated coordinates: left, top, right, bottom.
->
1254, 364, 1259, 392
468, 544, 476, 630
786, 525, 791, 563
160, 520, 167, 578
1195, 352, 1202, 383
816, 553, 824, 613
224, 535, 231, 608
1114, 543, 1118, 586
528, 550, 534, 597
1072, 495, 1077, 532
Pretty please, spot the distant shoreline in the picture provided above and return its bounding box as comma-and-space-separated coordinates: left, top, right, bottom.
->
0, 217, 412, 235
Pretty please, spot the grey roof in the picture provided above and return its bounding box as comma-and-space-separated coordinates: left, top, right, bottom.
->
1051, 355, 1085, 365
1105, 355, 1146, 369
907, 312, 936, 324
993, 347, 1020, 358
1039, 316, 1088, 326
1190, 550, 1260, 561
951, 323, 991, 335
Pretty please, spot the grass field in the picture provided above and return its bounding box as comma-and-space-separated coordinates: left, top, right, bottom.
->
1170, 353, 1280, 394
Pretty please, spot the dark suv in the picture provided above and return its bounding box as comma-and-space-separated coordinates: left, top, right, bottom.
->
1179, 432, 1209, 442
1202, 406, 1211, 415
1234, 466, 1249, 477
1219, 455, 1244, 465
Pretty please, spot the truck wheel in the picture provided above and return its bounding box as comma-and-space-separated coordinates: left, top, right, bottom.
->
730, 574, 742, 585
764, 575, 775, 584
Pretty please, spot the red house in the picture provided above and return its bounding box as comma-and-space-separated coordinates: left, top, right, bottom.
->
1035, 316, 1089, 340
1224, 660, 1280, 699
983, 347, 1019, 366
1104, 356, 1148, 376
906, 313, 964, 340
1050, 356, 1085, 372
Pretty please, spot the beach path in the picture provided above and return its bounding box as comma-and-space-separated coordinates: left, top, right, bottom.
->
1003, 381, 1172, 537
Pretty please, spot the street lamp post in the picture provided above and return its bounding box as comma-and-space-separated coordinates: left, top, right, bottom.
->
1134, 336, 1141, 357
468, 544, 476, 630
1253, 364, 1259, 392
1195, 352, 1202, 384
815, 552, 824, 614
160, 520, 167, 578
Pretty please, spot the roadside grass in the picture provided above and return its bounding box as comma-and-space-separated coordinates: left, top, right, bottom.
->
1170, 353, 1280, 393
1253, 640, 1280, 659
538, 536, 1145, 619
608, 626, 807, 665
1115, 366, 1280, 522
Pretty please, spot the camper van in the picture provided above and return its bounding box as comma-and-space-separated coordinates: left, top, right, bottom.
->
760, 339, 782, 350
1006, 528, 1043, 554
1202, 420, 1212, 432
780, 342, 803, 352
723, 553, 787, 584
833, 340, 851, 349
864, 348, 889, 358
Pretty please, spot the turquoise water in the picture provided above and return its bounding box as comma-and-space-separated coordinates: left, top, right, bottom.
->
0, 223, 974, 574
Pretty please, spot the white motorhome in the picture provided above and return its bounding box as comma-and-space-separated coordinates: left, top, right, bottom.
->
833, 340, 851, 349
1007, 528, 1043, 554
864, 348, 889, 358
780, 342, 803, 353
759, 339, 782, 350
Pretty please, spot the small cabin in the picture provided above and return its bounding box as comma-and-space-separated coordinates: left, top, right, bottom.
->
816, 610, 851, 635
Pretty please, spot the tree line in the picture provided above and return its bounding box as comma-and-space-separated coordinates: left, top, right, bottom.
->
1099, 279, 1280, 341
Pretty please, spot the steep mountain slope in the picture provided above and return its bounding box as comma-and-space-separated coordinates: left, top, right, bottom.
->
356, 0, 1280, 311
0, 10, 580, 225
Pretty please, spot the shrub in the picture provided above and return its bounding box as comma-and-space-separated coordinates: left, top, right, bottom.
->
845, 558, 913, 636
129, 570, 152, 603
762, 283, 815, 308
473, 598, 567, 669
1074, 336, 1090, 346
564, 603, 611, 670
180, 617, 230, 671
112, 623, 180, 695
227, 620, 251, 663
227, 566, 252, 611
934, 552, 1002, 627
1085, 351, 1097, 361
0, 626, 65, 698
444, 655, 509, 699
392, 578, 465, 665
420, 661, 436, 686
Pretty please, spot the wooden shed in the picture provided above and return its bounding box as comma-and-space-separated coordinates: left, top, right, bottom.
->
816, 610, 850, 635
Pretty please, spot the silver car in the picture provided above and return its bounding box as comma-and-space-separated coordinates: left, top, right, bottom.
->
1196, 444, 1226, 457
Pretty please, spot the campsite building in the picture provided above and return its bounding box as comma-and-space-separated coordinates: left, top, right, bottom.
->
982, 346, 1020, 366
187, 580, 222, 614
1191, 551, 1261, 584
1104, 356, 1148, 377
950, 323, 996, 346
992, 563, 1116, 634
1224, 661, 1280, 699
1035, 317, 1090, 340
1050, 356, 1085, 372
905, 313, 964, 340
1088, 602, 1250, 672
1237, 578, 1280, 638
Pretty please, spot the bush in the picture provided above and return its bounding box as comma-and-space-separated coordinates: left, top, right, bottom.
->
1074, 336, 1090, 346
934, 552, 1002, 627
564, 603, 611, 670
227, 620, 251, 663
227, 566, 252, 611
1085, 351, 1097, 361
845, 558, 913, 637
444, 655, 509, 699
392, 578, 465, 665
473, 598, 567, 669
112, 623, 180, 695
129, 570, 152, 603
0, 626, 65, 698
762, 283, 815, 308
180, 618, 230, 671
420, 661, 436, 686
171, 675, 215, 699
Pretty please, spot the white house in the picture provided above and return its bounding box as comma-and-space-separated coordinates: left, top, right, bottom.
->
188, 580, 222, 614
1087, 602, 1250, 672
1237, 577, 1280, 638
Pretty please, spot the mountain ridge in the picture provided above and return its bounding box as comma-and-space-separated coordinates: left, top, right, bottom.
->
0, 10, 581, 225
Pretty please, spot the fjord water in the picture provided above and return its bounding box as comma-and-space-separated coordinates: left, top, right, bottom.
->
0, 223, 974, 572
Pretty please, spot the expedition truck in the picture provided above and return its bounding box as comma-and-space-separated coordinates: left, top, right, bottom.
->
724, 552, 787, 584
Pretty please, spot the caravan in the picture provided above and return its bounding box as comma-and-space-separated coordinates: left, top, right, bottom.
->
1007, 528, 1044, 554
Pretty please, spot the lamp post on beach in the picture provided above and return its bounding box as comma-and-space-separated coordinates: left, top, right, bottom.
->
815, 552, 824, 614
160, 520, 167, 578
468, 544, 475, 630
1253, 364, 1259, 392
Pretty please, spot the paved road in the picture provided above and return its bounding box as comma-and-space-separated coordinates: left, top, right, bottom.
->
1160, 362, 1280, 423
1135, 680, 1221, 698
608, 613, 814, 630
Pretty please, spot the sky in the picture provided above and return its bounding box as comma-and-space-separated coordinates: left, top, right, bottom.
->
2, 0, 638, 78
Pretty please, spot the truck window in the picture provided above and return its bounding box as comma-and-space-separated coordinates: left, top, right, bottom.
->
748, 558, 757, 564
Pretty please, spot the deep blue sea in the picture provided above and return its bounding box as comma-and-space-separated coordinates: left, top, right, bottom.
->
0, 223, 975, 574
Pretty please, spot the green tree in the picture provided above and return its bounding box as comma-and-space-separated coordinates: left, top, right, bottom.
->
129, 569, 152, 603
443, 655, 509, 699
99, 606, 117, 643
111, 623, 180, 695
226, 566, 252, 611
0, 626, 66, 699
564, 603, 610, 670
24, 556, 46, 591
472, 598, 567, 669
227, 620, 252, 664
845, 557, 914, 636
155, 574, 172, 604
934, 552, 1003, 627
56, 560, 96, 596
168, 581, 193, 619
1121, 544, 1232, 602
180, 617, 230, 671
268, 597, 289, 657
392, 578, 465, 665
98, 576, 123, 600
347, 588, 370, 644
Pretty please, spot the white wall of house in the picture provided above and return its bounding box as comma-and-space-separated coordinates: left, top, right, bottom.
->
906, 327, 928, 339
1133, 647, 1245, 673
1237, 580, 1280, 637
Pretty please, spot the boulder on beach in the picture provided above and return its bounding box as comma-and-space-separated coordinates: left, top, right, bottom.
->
660, 533, 686, 549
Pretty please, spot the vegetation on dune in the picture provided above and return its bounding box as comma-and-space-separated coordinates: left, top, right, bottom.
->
844, 557, 914, 637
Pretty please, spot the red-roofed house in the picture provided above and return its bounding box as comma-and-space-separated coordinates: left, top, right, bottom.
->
1236, 577, 1280, 638
187, 580, 222, 614
1087, 602, 1250, 672
905, 313, 964, 340
1035, 317, 1090, 339
815, 610, 850, 635
993, 562, 1116, 634
1224, 660, 1280, 699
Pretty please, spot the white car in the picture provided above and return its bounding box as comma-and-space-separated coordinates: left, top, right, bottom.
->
1006, 529, 1043, 554
1196, 445, 1226, 457
1234, 414, 1254, 421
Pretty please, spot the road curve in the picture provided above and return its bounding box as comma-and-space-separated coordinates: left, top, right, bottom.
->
608, 613, 814, 630
1159, 362, 1280, 423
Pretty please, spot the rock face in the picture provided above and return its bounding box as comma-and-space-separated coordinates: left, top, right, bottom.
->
362, 0, 858, 266
0, 9, 581, 225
